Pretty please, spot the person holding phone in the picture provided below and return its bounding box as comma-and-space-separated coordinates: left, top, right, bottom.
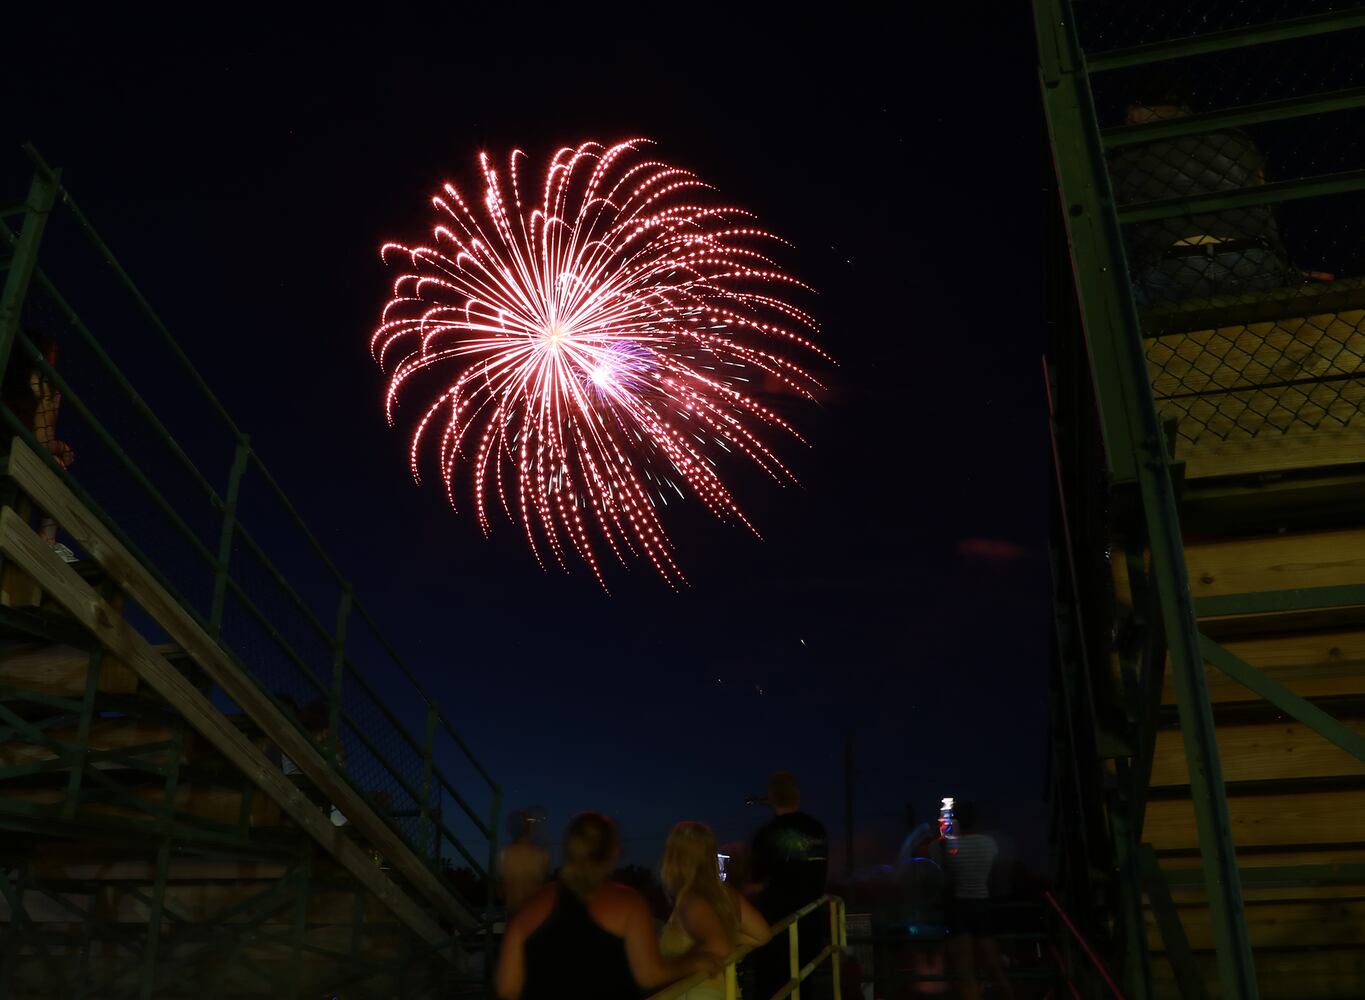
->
660, 821, 772, 999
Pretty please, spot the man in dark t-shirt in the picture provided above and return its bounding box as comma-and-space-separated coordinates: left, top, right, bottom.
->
747, 771, 828, 994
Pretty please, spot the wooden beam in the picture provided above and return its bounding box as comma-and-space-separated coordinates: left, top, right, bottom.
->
0, 718, 186, 766
1145, 788, 1365, 850
1159, 845, 1365, 870
0, 505, 454, 953
1146, 898, 1365, 951
1161, 629, 1365, 704
1150, 717, 1365, 786
0, 783, 281, 827
3, 439, 473, 934
1178, 425, 1365, 480
1114, 527, 1365, 607
0, 642, 138, 696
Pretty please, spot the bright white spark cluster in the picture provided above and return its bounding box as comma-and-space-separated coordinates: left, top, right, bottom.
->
372, 139, 825, 588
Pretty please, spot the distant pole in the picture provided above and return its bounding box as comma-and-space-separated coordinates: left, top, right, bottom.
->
844, 728, 854, 874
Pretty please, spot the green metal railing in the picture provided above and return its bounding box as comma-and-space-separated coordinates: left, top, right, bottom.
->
646, 895, 845, 1000
0, 144, 500, 905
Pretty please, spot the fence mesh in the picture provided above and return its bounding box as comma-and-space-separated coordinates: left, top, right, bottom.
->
1077, 4, 1365, 460
0, 158, 496, 897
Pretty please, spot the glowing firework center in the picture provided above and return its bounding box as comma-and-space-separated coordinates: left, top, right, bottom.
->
373, 140, 826, 587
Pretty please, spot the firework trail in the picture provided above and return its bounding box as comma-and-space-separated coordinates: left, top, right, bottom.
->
372, 139, 825, 588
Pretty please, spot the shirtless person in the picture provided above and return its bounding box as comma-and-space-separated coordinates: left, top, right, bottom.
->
499, 809, 551, 913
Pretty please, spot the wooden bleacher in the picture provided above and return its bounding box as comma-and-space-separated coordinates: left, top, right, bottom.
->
0, 440, 473, 998
1109, 282, 1365, 998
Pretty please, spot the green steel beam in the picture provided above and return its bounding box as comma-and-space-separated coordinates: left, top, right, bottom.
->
1085, 8, 1365, 72
61, 647, 103, 820
1110, 800, 1153, 1000
291, 848, 313, 1000
1138, 846, 1210, 1000
419, 702, 438, 859
0, 164, 58, 386
0, 866, 68, 991
1192, 583, 1365, 618
209, 437, 251, 636
1102, 85, 1365, 148
1199, 634, 1365, 763
1036, 16, 1139, 483
1037, 3, 1260, 997
330, 584, 352, 765
1117, 168, 1365, 224
141, 722, 183, 1000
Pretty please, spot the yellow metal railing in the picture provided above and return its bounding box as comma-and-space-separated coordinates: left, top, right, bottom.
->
648, 894, 845, 1000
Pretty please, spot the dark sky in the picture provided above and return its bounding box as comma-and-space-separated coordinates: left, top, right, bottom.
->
11, 7, 1049, 871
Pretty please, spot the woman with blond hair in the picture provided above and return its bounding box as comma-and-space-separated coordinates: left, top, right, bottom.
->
660, 821, 772, 999
496, 812, 719, 999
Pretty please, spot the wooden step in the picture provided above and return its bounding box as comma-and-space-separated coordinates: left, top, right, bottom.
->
0, 782, 281, 827
0, 718, 188, 766
1114, 526, 1365, 610
0, 642, 138, 696
26, 850, 290, 882
1146, 897, 1365, 951
97, 884, 394, 924
1145, 788, 1365, 851
1161, 629, 1365, 705
1150, 716, 1365, 786
1151, 947, 1365, 1000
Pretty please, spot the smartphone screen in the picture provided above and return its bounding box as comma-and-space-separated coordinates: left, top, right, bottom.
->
716, 852, 731, 882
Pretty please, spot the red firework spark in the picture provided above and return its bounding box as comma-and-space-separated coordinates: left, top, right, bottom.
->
372, 139, 826, 588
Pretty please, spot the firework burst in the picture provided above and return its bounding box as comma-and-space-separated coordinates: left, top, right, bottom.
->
372, 139, 826, 588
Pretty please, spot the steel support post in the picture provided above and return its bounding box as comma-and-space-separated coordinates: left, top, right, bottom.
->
140, 721, 185, 1000
60, 646, 103, 820
1139, 845, 1209, 1000
0, 165, 59, 387
209, 436, 251, 636
330, 586, 352, 763
0, 867, 20, 997
291, 847, 313, 1000
419, 702, 438, 859
1034, 1, 1259, 995
1110, 781, 1152, 1000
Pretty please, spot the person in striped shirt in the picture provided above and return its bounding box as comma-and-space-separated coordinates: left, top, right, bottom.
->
943, 801, 1014, 1000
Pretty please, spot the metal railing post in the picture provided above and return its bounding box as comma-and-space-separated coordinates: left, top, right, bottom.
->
419, 701, 438, 860
329, 586, 352, 763
788, 917, 800, 1000
209, 436, 250, 636
0, 165, 59, 387
829, 898, 842, 1000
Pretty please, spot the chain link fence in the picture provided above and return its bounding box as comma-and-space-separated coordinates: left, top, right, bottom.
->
1075, 3, 1365, 467
0, 151, 497, 906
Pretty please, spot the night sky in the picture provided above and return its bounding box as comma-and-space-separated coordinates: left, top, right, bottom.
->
11, 7, 1049, 873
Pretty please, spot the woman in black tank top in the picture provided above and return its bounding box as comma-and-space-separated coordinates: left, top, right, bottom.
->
496, 813, 719, 1000
520, 882, 640, 999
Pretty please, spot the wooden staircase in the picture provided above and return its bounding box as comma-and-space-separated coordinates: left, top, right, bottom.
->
1107, 287, 1365, 999
0, 439, 482, 999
